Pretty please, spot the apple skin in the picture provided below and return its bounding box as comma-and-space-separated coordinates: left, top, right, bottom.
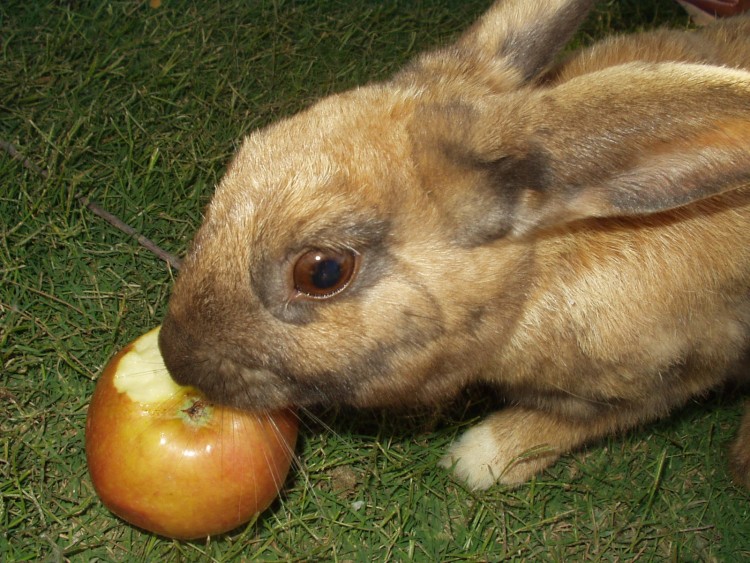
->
85, 327, 298, 540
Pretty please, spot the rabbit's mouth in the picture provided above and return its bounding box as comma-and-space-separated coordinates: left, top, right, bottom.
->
212, 362, 348, 411
158, 335, 289, 411
158, 318, 355, 411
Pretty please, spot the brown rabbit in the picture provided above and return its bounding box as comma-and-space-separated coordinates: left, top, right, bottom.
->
158, 0, 750, 491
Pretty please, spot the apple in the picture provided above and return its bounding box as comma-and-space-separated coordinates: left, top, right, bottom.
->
85, 326, 298, 540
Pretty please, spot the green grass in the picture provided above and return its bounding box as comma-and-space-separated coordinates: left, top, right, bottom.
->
2, 0, 748, 560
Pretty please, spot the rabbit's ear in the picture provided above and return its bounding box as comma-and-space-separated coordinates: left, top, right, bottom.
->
464, 62, 750, 238
455, 0, 595, 82
399, 0, 595, 97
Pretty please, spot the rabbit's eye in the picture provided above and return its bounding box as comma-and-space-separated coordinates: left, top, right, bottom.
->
293, 249, 359, 299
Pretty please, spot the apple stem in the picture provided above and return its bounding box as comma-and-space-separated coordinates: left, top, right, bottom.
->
183, 399, 207, 419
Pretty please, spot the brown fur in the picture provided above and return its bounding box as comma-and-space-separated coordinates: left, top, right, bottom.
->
159, 0, 750, 490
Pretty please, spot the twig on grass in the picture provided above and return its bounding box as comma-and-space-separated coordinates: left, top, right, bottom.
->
1, 137, 183, 271
78, 196, 183, 271
0, 139, 49, 178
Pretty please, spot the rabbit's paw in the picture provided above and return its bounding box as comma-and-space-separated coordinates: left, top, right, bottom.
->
439, 409, 562, 490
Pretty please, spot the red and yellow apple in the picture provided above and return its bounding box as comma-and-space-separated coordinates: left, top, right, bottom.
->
85, 326, 298, 540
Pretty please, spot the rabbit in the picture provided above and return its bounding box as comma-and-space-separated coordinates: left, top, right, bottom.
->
158, 0, 750, 491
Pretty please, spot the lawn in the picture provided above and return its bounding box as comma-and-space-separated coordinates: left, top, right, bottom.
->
2, 0, 749, 560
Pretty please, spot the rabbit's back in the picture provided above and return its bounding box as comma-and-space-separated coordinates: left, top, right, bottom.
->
499, 189, 750, 411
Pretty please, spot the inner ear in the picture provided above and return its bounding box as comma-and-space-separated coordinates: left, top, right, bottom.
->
409, 103, 555, 246
455, 148, 556, 245
420, 143, 555, 246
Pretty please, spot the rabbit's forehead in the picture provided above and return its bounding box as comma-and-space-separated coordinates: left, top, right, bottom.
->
235, 86, 415, 185
206, 90, 418, 245
215, 149, 381, 233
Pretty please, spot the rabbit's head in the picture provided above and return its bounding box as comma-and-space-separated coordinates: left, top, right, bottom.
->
159, 0, 750, 411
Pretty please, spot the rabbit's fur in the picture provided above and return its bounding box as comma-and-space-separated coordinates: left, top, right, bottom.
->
159, 0, 750, 490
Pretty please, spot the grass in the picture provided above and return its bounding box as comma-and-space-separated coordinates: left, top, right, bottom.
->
1, 0, 749, 560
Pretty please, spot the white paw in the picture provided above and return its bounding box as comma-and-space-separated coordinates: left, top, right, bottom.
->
439, 414, 561, 490
439, 423, 505, 491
